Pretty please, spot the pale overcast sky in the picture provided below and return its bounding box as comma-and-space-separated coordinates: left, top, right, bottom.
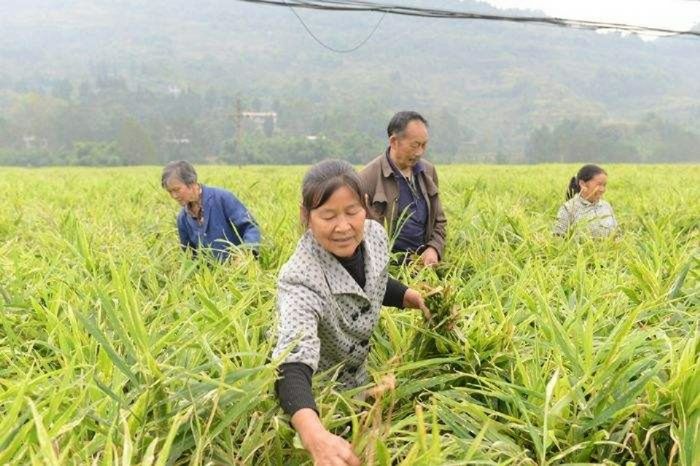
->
483, 0, 700, 31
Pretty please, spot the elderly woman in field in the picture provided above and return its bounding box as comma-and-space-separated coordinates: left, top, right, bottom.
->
553, 164, 618, 237
272, 160, 431, 466
161, 160, 261, 261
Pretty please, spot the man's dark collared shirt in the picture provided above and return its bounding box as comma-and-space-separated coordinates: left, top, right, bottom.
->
386, 152, 428, 253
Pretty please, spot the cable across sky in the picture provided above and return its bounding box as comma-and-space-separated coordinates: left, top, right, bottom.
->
235, 0, 700, 42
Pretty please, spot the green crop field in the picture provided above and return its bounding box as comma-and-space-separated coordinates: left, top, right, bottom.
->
0, 164, 698, 465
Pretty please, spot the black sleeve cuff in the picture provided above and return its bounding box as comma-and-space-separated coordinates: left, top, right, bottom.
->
275, 362, 317, 417
383, 277, 408, 309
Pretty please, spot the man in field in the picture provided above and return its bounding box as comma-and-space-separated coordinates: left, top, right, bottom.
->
359, 111, 447, 266
161, 160, 261, 261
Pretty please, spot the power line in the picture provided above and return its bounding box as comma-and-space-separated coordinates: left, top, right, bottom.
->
236, 0, 700, 40
284, 0, 387, 53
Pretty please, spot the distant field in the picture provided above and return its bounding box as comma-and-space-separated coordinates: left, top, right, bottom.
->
0, 164, 698, 465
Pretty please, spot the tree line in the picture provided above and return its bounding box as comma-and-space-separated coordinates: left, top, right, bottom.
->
0, 77, 698, 166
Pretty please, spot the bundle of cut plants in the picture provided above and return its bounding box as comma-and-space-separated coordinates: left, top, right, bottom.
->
411, 280, 465, 359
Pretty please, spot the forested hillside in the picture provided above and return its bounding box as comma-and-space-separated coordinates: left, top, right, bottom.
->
1, 0, 699, 164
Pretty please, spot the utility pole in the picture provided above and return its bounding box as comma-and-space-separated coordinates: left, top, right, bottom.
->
234, 97, 242, 149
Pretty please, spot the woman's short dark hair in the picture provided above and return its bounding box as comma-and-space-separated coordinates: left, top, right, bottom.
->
301, 160, 368, 225
567, 164, 606, 200
387, 111, 428, 138
161, 160, 198, 188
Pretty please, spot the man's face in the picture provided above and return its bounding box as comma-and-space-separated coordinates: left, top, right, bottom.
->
389, 120, 429, 171
165, 178, 200, 206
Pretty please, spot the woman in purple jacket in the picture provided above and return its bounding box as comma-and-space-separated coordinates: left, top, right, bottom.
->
161, 160, 261, 261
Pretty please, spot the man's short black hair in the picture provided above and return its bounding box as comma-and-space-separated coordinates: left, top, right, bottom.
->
387, 111, 428, 138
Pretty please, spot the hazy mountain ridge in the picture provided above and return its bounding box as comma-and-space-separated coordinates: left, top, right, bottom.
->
1, 0, 699, 162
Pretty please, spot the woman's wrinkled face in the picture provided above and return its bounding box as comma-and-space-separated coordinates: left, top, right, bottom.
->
579, 172, 608, 203
306, 185, 366, 258
165, 178, 200, 206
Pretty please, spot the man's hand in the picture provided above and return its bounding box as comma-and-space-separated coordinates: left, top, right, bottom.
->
420, 246, 439, 267
403, 288, 432, 321
292, 409, 361, 466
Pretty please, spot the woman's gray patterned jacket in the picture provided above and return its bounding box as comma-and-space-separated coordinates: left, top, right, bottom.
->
554, 194, 618, 237
272, 220, 389, 388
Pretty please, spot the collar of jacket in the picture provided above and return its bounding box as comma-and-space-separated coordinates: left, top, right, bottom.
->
385, 149, 425, 177
371, 154, 394, 205
373, 152, 438, 206
576, 193, 598, 207
380, 149, 395, 179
